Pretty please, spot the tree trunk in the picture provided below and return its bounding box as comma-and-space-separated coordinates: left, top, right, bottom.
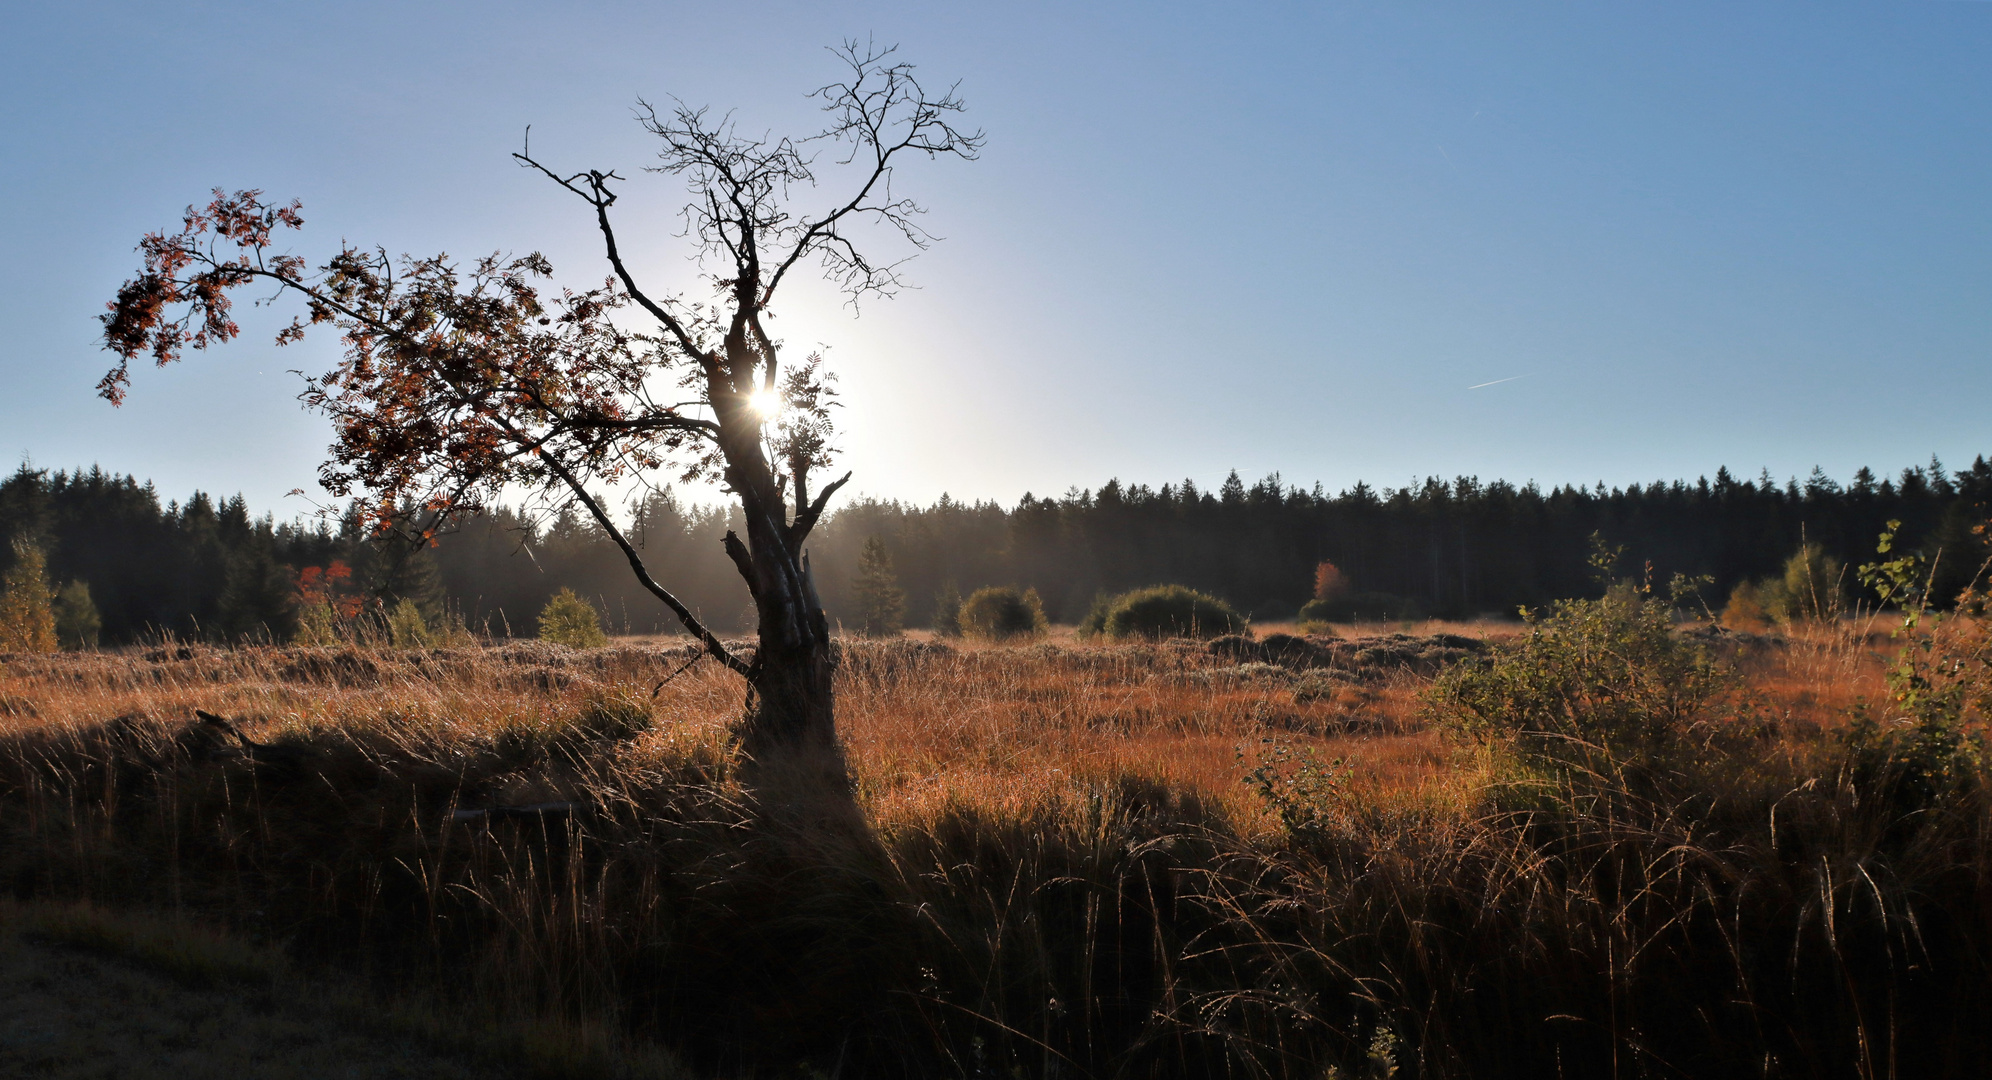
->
742, 546, 839, 759
720, 401, 842, 765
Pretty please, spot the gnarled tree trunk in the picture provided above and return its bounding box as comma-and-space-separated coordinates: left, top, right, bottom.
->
730, 471, 840, 758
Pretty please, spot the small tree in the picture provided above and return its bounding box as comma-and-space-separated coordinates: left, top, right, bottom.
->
98, 43, 981, 760
1762, 544, 1844, 623
0, 545, 58, 653
1312, 560, 1349, 602
387, 597, 434, 648
294, 561, 364, 645
54, 581, 101, 650
539, 588, 608, 649
851, 536, 904, 638
932, 580, 963, 638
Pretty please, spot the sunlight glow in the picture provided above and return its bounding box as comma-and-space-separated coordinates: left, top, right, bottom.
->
746, 387, 784, 418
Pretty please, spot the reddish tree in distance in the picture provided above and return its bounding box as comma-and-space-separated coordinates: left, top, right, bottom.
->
97, 41, 982, 766
1312, 561, 1349, 603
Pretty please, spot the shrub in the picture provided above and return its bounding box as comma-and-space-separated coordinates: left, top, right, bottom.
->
1076, 590, 1113, 639
386, 598, 434, 648
1720, 580, 1767, 631
957, 586, 1048, 641
1428, 591, 1729, 774
292, 561, 363, 646
1240, 738, 1353, 838
1099, 585, 1245, 640
53, 580, 100, 650
537, 588, 608, 648
1842, 524, 1990, 808
1761, 543, 1843, 623
1297, 591, 1425, 625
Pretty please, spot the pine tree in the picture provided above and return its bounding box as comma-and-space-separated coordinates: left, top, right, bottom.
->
217, 534, 296, 642
0, 544, 58, 653
852, 536, 905, 638
933, 579, 962, 638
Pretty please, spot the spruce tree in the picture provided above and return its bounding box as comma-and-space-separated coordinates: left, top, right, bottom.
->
852, 536, 905, 638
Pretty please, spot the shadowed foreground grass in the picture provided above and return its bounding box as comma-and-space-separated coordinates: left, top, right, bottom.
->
0, 616, 1985, 1078
0, 900, 548, 1079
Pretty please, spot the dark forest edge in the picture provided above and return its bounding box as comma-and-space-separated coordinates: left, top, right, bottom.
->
1, 454, 1987, 647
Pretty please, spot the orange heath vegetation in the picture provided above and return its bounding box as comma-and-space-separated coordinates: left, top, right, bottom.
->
1, 610, 1986, 1078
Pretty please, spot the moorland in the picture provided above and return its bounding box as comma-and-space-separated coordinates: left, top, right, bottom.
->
2, 593, 1986, 1078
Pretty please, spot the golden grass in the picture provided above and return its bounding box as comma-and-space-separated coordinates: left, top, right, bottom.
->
0, 628, 1484, 840
0, 617, 1975, 1078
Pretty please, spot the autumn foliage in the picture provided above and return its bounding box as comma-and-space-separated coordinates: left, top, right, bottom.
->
294, 561, 363, 620
1312, 559, 1349, 602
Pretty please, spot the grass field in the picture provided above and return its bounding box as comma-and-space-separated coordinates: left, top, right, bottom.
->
0, 608, 1984, 1078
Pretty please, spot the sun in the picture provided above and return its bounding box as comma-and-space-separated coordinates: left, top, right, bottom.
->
746, 387, 784, 418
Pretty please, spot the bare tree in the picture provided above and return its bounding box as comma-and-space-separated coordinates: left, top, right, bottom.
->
98, 41, 982, 762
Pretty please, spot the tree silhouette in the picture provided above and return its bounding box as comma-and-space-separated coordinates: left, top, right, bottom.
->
851, 536, 904, 637
98, 41, 981, 761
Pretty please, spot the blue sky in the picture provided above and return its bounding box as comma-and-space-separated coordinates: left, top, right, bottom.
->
3, 2, 1989, 516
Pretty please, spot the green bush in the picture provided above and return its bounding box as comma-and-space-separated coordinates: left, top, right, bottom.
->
1720, 580, 1768, 630
1297, 591, 1425, 624
386, 597, 433, 648
1076, 590, 1113, 639
1428, 591, 1728, 773
1840, 526, 1990, 808
1098, 585, 1244, 640
932, 580, 963, 637
53, 580, 100, 650
957, 586, 1048, 641
1760, 543, 1843, 623
537, 588, 608, 648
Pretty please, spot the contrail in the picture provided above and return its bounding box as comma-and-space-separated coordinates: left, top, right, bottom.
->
1468, 374, 1531, 390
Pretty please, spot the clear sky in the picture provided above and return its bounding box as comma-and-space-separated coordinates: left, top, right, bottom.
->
3, 2, 1989, 517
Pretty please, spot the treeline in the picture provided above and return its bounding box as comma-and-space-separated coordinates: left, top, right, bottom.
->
983, 459, 1992, 622
828, 458, 1992, 626
2, 456, 1987, 646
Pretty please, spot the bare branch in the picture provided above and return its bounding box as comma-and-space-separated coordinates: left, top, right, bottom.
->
790, 471, 852, 546
515, 422, 747, 674
514, 149, 718, 373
